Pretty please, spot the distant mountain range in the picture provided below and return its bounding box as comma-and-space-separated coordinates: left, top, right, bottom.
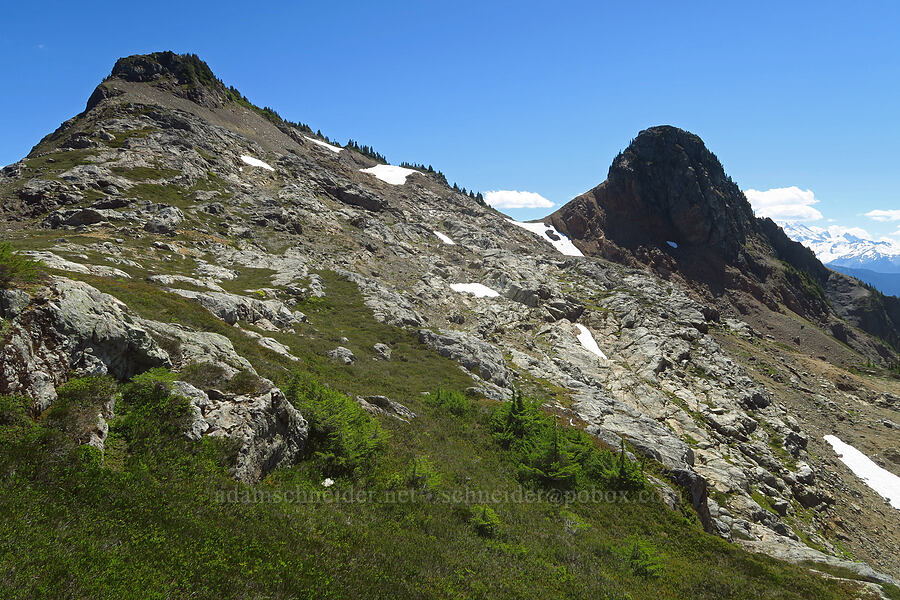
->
782, 223, 900, 272
783, 223, 900, 296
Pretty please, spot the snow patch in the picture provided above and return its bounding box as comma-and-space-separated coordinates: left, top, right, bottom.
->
824, 435, 900, 510
507, 220, 583, 257
240, 155, 275, 171
433, 231, 456, 245
575, 324, 607, 360
360, 164, 420, 185
667, 241, 678, 249
303, 136, 342, 154
450, 283, 499, 298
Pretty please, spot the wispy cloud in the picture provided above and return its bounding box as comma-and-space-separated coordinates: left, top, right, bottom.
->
822, 225, 875, 240
743, 186, 823, 223
864, 209, 900, 222
484, 190, 554, 209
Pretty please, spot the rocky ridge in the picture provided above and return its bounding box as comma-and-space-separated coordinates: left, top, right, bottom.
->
2, 53, 899, 589
548, 125, 900, 360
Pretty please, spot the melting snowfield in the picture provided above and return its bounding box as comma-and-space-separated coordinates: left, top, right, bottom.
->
433, 231, 456, 245
449, 283, 499, 298
507, 220, 583, 257
303, 136, 342, 154
575, 324, 607, 359
824, 435, 900, 510
240, 155, 275, 171
360, 164, 420, 185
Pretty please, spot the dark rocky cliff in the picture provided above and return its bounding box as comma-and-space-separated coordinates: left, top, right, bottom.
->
549, 125, 900, 358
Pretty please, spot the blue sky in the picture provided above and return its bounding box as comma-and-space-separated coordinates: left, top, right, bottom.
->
2, 1, 899, 240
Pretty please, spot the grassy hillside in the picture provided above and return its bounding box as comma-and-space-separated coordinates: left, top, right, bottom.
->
0, 273, 872, 599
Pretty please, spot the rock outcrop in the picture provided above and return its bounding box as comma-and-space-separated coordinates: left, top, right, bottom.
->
548, 125, 900, 360
0, 279, 171, 413
172, 381, 308, 483
3, 52, 898, 584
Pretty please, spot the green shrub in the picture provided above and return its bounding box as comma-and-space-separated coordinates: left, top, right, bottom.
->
225, 368, 267, 395
516, 421, 585, 491
0, 395, 30, 427
0, 396, 34, 446
285, 373, 386, 478
116, 368, 192, 454
405, 456, 442, 492
614, 537, 663, 578
489, 390, 644, 493
46, 375, 117, 441
180, 363, 267, 395
881, 583, 900, 600
489, 390, 541, 450
469, 505, 501, 538
425, 388, 471, 417
179, 361, 228, 390
0, 242, 42, 288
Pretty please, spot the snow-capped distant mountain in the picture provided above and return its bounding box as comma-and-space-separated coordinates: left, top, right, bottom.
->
782, 223, 900, 273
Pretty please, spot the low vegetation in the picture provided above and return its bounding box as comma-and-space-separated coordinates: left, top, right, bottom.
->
0, 242, 42, 288
0, 271, 869, 599
285, 373, 387, 478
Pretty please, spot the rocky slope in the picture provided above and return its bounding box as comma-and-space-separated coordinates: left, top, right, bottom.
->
548, 125, 900, 359
2, 53, 899, 595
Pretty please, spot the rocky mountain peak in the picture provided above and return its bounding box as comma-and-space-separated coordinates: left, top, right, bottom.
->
549, 125, 900, 358
87, 51, 228, 111
3, 54, 900, 594
110, 51, 219, 86
581, 125, 758, 254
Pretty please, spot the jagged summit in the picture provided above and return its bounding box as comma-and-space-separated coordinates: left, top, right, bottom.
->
552, 125, 757, 256
549, 125, 900, 359
110, 51, 219, 85
86, 51, 231, 111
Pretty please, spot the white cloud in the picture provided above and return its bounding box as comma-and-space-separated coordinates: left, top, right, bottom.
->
484, 190, 554, 209
864, 209, 900, 222
743, 186, 823, 223
808, 224, 876, 241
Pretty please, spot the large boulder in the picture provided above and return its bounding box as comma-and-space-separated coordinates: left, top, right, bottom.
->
417, 328, 511, 388
0, 278, 171, 413
327, 346, 355, 364
138, 319, 255, 376
144, 206, 184, 234
168, 289, 304, 330
172, 381, 308, 483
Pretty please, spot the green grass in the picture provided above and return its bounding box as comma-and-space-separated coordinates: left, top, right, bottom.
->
23, 148, 96, 177
0, 270, 869, 599
125, 173, 233, 211
105, 127, 156, 148
111, 165, 180, 181
0, 242, 44, 289
0, 371, 864, 600
127, 182, 191, 207
216, 267, 278, 293
751, 488, 778, 515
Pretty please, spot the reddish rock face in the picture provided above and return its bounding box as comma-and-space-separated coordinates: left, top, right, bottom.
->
550, 125, 758, 257
548, 125, 900, 356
